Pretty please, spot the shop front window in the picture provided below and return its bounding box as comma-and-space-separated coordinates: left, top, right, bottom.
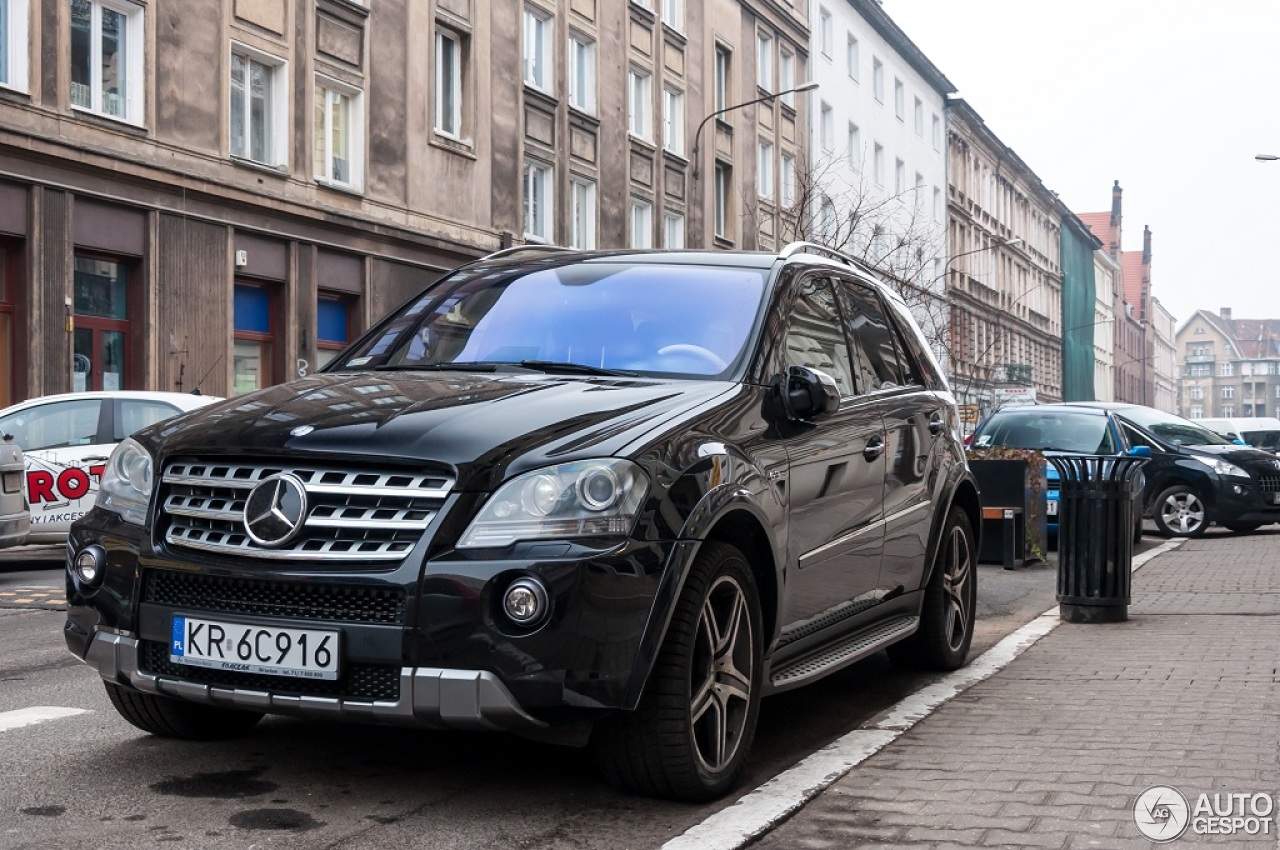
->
233, 282, 275, 395
316, 294, 352, 370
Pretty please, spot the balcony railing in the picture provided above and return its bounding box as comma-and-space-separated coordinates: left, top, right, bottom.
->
1184, 354, 1215, 363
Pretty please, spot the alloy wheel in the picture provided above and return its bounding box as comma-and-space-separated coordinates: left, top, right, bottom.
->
1160, 491, 1205, 535
690, 575, 755, 775
942, 524, 973, 652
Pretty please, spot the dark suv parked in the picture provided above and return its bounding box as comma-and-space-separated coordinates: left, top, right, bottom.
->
65, 245, 980, 801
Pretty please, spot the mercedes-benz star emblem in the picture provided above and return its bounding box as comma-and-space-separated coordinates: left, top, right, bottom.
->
243, 473, 309, 548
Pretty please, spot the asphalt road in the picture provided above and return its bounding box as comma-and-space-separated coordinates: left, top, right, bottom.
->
0, 533, 1166, 850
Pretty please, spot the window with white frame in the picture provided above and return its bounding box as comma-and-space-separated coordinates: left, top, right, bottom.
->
933, 186, 941, 221
781, 153, 795, 207
846, 34, 858, 80
913, 97, 923, 137
664, 211, 685, 248
1275, 384, 1280, 398
523, 157, 552, 240
568, 33, 595, 113
314, 78, 364, 189
872, 57, 883, 103
932, 113, 941, 151
1223, 404, 1235, 417
894, 78, 904, 120
523, 6, 552, 91
820, 102, 833, 151
434, 28, 464, 138
757, 139, 773, 199
873, 142, 884, 185
630, 200, 653, 248
230, 45, 287, 166
569, 177, 596, 249
70, 0, 144, 122
894, 158, 905, 194
846, 122, 859, 170
1223, 386, 1235, 399
818, 7, 832, 57
1, 0, 30, 91
662, 86, 684, 154
819, 197, 835, 242
714, 161, 731, 240
914, 172, 924, 212
661, 0, 681, 32
628, 68, 651, 140
1190, 386, 1203, 400
714, 45, 730, 111
1190, 405, 1203, 419
756, 29, 772, 91
1221, 362, 1235, 376
779, 49, 794, 107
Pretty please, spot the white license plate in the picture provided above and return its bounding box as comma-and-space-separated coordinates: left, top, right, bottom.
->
1273, 493, 1280, 505
170, 616, 340, 680
1047, 500, 1058, 517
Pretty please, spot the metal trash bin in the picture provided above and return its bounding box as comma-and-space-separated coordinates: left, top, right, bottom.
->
1048, 454, 1147, 623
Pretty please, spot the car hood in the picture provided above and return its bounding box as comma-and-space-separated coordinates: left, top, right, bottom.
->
138, 371, 735, 490
1179, 443, 1280, 469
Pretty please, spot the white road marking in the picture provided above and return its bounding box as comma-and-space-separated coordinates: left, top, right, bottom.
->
663, 538, 1185, 850
0, 706, 90, 732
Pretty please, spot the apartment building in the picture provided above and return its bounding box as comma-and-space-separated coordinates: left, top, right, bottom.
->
1178, 308, 1280, 420
0, 0, 808, 404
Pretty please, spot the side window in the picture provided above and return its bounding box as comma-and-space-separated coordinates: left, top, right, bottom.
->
117, 401, 181, 441
0, 400, 102, 451
1120, 421, 1154, 450
835, 281, 906, 392
784, 277, 856, 397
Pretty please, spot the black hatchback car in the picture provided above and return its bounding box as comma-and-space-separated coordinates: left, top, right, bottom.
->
65, 244, 980, 801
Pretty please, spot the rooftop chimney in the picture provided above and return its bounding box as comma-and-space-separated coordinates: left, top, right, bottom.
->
1220, 308, 1233, 321
1110, 180, 1123, 227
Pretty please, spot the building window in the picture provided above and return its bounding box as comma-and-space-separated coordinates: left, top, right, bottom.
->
873, 142, 884, 185
569, 177, 596, 249
523, 6, 551, 91
661, 0, 681, 32
316, 293, 355, 370
872, 57, 884, 103
846, 122, 860, 170
714, 45, 730, 111
895, 158, 905, 194
932, 114, 942, 151
1221, 362, 1235, 377
757, 139, 773, 199
756, 29, 772, 91
434, 28, 464, 138
819, 102, 834, 152
1190, 386, 1203, 400
819, 197, 835, 242
630, 200, 653, 249
894, 78, 904, 120
70, 0, 144, 122
663, 86, 684, 154
779, 49, 795, 107
523, 157, 552, 241
0, 243, 12, 406
914, 172, 924, 212
233, 282, 276, 395
781, 153, 796, 207
933, 186, 942, 222
314, 78, 363, 189
664, 211, 685, 248
846, 34, 858, 80
818, 7, 832, 57
0, 0, 30, 91
913, 97, 923, 137
231, 46, 287, 166
1223, 386, 1235, 399
628, 68, 651, 140
568, 33, 595, 114
714, 161, 731, 241
1190, 406, 1203, 419
73, 255, 135, 392
1223, 404, 1235, 417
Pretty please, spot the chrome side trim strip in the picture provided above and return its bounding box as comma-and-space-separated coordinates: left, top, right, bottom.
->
799, 519, 885, 566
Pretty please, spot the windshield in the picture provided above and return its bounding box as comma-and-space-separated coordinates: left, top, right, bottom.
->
1117, 407, 1234, 446
971, 410, 1114, 454
331, 262, 769, 378
1241, 429, 1280, 450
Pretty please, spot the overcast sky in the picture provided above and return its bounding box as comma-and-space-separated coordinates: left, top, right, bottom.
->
880, 0, 1280, 328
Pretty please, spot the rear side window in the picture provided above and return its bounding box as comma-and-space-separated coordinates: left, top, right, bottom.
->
834, 280, 915, 392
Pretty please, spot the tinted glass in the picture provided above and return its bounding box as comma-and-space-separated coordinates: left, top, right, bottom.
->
117, 400, 181, 440
0, 399, 102, 451
835, 281, 907, 391
784, 277, 855, 396
972, 410, 1114, 454
1118, 406, 1233, 446
334, 263, 769, 378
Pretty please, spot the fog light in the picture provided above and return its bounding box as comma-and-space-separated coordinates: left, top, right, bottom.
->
503, 577, 549, 627
74, 546, 106, 586
1233, 484, 1246, 496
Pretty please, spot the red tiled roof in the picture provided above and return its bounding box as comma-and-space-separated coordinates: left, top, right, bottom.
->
1077, 212, 1116, 254
1121, 252, 1145, 313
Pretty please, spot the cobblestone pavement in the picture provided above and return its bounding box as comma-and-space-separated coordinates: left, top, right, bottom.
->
751, 531, 1280, 849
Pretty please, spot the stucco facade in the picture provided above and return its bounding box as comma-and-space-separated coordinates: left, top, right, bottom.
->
1150, 296, 1176, 414
1092, 248, 1117, 403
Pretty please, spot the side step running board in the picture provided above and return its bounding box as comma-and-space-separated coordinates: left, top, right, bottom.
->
768, 615, 920, 692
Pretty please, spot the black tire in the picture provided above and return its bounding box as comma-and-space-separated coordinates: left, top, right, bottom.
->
1133, 514, 1145, 543
592, 541, 763, 802
1151, 484, 1208, 538
1225, 522, 1262, 534
104, 681, 264, 740
888, 507, 977, 672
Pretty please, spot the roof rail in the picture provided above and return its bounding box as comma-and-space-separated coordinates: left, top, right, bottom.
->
778, 241, 860, 268
478, 244, 579, 263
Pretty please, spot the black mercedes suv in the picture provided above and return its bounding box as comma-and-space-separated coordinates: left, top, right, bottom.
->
65, 244, 980, 801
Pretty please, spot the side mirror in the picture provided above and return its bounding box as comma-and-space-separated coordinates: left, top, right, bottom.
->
1233, 438, 1248, 446
778, 366, 840, 422
1127, 446, 1152, 458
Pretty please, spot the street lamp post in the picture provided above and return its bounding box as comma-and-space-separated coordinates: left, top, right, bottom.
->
1255, 154, 1280, 161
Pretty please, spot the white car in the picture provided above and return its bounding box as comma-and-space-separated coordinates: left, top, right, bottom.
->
0, 391, 221, 543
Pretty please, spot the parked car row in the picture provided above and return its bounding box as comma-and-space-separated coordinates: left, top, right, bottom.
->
969, 402, 1280, 538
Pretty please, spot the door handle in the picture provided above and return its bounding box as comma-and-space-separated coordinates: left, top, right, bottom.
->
863, 439, 886, 462
928, 415, 945, 436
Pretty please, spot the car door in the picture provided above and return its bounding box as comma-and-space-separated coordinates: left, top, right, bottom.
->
834, 279, 943, 596
775, 275, 887, 632
0, 396, 110, 538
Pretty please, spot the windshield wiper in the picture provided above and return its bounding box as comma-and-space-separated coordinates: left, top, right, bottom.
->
372, 362, 500, 372
518, 360, 638, 377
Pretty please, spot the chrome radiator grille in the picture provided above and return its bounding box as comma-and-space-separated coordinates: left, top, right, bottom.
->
161, 459, 453, 562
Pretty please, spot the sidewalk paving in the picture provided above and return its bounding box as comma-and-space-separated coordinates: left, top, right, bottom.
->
750, 530, 1280, 849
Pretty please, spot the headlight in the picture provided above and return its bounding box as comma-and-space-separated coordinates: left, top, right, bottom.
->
1199, 457, 1249, 478
458, 459, 649, 548
96, 438, 154, 525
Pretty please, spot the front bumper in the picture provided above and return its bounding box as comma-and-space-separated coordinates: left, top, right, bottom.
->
1213, 478, 1280, 525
